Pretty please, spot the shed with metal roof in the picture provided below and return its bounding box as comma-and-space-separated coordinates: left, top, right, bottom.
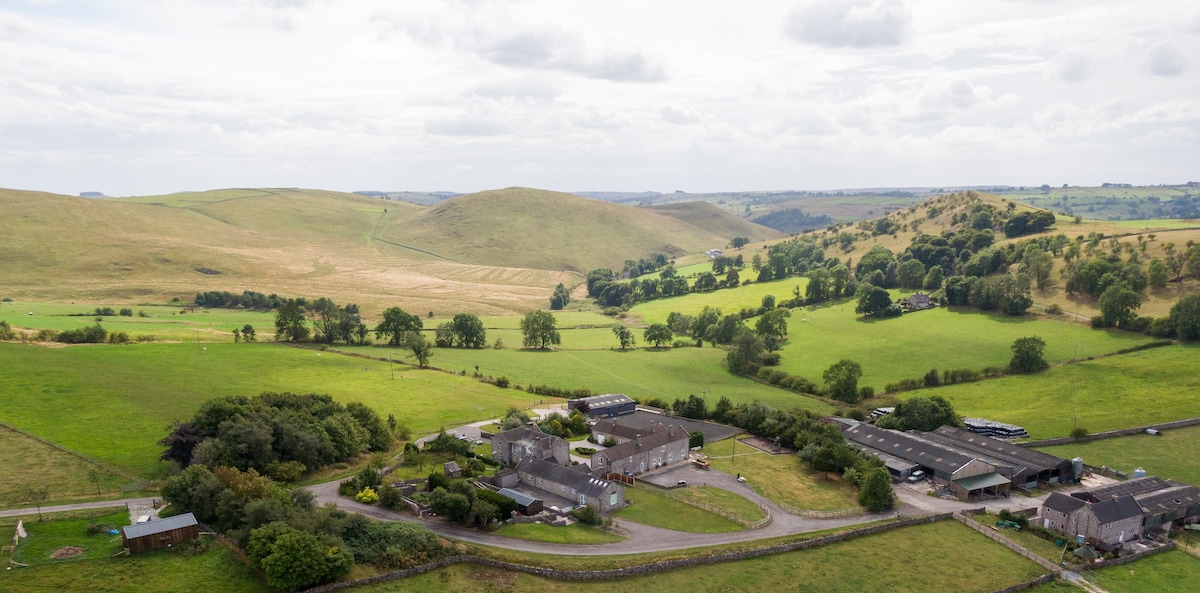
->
121, 512, 199, 554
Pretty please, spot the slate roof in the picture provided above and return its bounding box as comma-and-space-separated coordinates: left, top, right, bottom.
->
575, 393, 635, 411
1134, 484, 1200, 516
928, 426, 1069, 472
591, 418, 648, 441
122, 512, 197, 539
444, 461, 461, 473
1074, 476, 1171, 502
1043, 492, 1087, 514
594, 424, 689, 465
1091, 494, 1143, 525
516, 457, 615, 500
844, 424, 975, 476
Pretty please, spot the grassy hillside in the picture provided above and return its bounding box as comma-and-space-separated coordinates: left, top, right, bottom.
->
376, 187, 782, 273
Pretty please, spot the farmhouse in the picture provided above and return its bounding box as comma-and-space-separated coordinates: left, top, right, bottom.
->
1039, 492, 1143, 548
514, 456, 625, 512
902, 292, 933, 311
492, 423, 570, 467
590, 423, 690, 477
1071, 476, 1200, 535
843, 423, 1010, 500
568, 393, 637, 419
121, 512, 199, 554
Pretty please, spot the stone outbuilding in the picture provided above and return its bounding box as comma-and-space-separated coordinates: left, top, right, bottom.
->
492, 423, 570, 467
514, 457, 625, 512
590, 423, 690, 477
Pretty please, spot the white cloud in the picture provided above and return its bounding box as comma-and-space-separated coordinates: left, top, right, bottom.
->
1146, 41, 1187, 76
784, 0, 911, 48
1132, 127, 1196, 147
1050, 53, 1090, 83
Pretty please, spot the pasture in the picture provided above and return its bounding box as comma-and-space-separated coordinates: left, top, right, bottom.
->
1036, 424, 1200, 486
492, 523, 626, 545
0, 301, 276, 343
354, 520, 1046, 593
897, 344, 1200, 439
766, 296, 1153, 391
1086, 550, 1200, 593
628, 276, 809, 325
703, 439, 859, 511
0, 426, 129, 506
377, 344, 833, 414
0, 342, 543, 477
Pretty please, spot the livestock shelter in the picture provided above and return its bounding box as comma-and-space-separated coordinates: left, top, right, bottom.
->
121, 512, 199, 554
568, 393, 637, 419
497, 488, 544, 516
843, 424, 1010, 500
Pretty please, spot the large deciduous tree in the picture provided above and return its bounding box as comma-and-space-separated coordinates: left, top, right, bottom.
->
643, 323, 673, 347
1009, 336, 1048, 373
1169, 294, 1200, 341
875, 396, 961, 432
274, 300, 309, 342
449, 313, 487, 348
857, 467, 896, 512
374, 307, 423, 346
612, 325, 636, 350
823, 359, 863, 403
520, 310, 560, 349
1098, 282, 1140, 328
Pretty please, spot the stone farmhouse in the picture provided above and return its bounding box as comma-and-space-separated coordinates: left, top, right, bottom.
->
1071, 476, 1200, 536
491, 423, 570, 467
590, 422, 690, 477
514, 457, 626, 512
1040, 492, 1144, 549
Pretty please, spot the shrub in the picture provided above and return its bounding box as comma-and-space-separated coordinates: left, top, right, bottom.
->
356, 487, 378, 504
571, 505, 603, 526
378, 485, 403, 509
1070, 427, 1089, 439
266, 460, 306, 483
1045, 303, 1063, 315
338, 479, 358, 496
759, 352, 781, 366
857, 385, 875, 400
119, 308, 134, 317
494, 375, 511, 388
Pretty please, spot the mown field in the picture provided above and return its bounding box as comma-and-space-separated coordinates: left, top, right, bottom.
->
354, 520, 1046, 593
0, 426, 129, 505
769, 296, 1154, 391
0, 342, 543, 477
898, 344, 1200, 439
374, 344, 833, 414
1037, 424, 1200, 486
615, 485, 744, 533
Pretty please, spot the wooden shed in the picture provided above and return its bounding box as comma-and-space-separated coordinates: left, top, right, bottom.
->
121, 512, 199, 554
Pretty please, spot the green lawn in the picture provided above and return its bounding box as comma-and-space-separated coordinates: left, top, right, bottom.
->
1086, 550, 1200, 593
0, 426, 129, 506
899, 344, 1200, 439
1036, 424, 1200, 486
353, 520, 1047, 593
1, 539, 267, 593
703, 439, 860, 511
616, 485, 744, 533
978, 512, 1066, 562
11, 508, 128, 565
768, 296, 1152, 391
628, 276, 810, 325
0, 342, 543, 477
377, 344, 833, 414
668, 486, 767, 525
492, 523, 626, 545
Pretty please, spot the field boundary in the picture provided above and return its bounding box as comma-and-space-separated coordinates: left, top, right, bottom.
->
299, 513, 952, 592
1022, 416, 1200, 448
644, 482, 772, 529
953, 511, 1062, 573
0, 421, 140, 484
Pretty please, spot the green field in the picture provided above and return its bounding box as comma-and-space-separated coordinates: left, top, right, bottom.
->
1037, 424, 1200, 486
10, 508, 128, 565
768, 296, 1152, 391
1086, 550, 1200, 593
353, 520, 1046, 593
668, 486, 767, 525
0, 342, 542, 477
704, 439, 859, 511
899, 344, 1200, 439
616, 485, 744, 533
375, 344, 833, 414
0, 301, 276, 343
492, 523, 626, 545
0, 426, 129, 506
628, 276, 809, 325
2, 539, 266, 593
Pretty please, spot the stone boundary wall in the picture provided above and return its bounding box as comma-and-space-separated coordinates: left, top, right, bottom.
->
987, 574, 1055, 593
300, 513, 952, 593
953, 512, 1062, 573
1072, 540, 1176, 572
1022, 417, 1200, 448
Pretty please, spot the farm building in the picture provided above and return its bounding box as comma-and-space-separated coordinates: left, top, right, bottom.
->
919, 426, 1074, 488
121, 512, 199, 554
590, 423, 690, 477
843, 424, 1010, 500
514, 456, 625, 512
1071, 476, 1200, 534
568, 393, 637, 419
1039, 492, 1143, 549
492, 423, 570, 467
592, 418, 686, 446
497, 488, 544, 516
443, 461, 462, 479
902, 292, 933, 311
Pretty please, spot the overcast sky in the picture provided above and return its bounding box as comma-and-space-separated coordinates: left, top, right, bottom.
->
1, 0, 1197, 196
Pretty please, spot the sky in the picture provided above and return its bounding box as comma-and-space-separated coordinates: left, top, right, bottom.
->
1, 0, 1197, 196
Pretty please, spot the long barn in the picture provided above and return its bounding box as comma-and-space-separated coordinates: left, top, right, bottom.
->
121, 512, 199, 554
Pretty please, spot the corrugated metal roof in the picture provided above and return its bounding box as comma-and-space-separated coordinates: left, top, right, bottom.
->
929, 426, 1068, 472
497, 488, 541, 507
844, 424, 976, 476
577, 393, 635, 409
122, 512, 197, 539
953, 472, 1010, 491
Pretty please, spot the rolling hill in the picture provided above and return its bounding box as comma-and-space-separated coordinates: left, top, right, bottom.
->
374, 187, 781, 273
0, 186, 779, 313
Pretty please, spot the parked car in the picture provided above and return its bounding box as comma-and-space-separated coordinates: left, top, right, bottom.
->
906, 470, 926, 483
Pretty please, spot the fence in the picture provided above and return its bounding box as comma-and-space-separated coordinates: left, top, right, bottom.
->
1021, 416, 1200, 448
653, 486, 772, 529
952, 512, 1063, 573
769, 499, 868, 519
